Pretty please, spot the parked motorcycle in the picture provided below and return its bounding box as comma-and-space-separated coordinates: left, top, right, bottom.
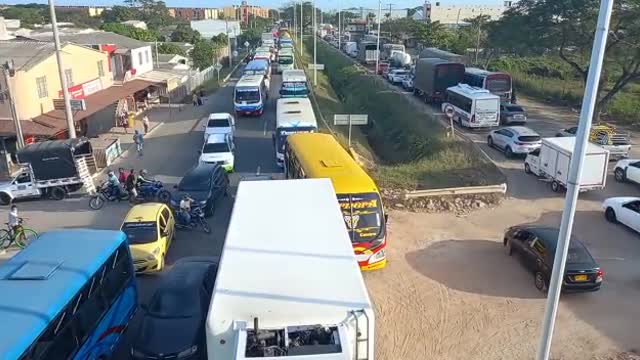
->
89, 181, 129, 210
129, 180, 172, 205
172, 205, 211, 234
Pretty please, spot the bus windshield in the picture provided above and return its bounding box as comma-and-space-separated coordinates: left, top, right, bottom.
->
235, 87, 261, 103
276, 126, 316, 153
338, 193, 384, 243
280, 82, 309, 97
278, 56, 294, 65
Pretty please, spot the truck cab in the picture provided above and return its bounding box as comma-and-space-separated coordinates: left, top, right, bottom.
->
0, 170, 40, 204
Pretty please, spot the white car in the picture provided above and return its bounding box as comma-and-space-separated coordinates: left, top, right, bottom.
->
603, 197, 640, 233
387, 69, 410, 84
204, 113, 235, 141
199, 134, 235, 173
487, 126, 542, 158
613, 158, 640, 184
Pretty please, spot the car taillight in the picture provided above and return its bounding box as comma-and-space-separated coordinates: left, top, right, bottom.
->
471, 114, 476, 123
596, 269, 604, 282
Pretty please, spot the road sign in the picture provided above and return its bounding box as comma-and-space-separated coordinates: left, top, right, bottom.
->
349, 114, 368, 125
244, 41, 249, 47
333, 114, 369, 148
333, 114, 350, 125
443, 103, 455, 118
233, 51, 239, 57
308, 64, 325, 70
53, 99, 86, 111
214, 63, 223, 71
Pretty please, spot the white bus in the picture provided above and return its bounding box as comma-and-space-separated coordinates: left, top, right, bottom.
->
276, 48, 295, 73
444, 84, 500, 128
234, 75, 266, 117
279, 69, 309, 98
274, 97, 317, 166
206, 178, 374, 360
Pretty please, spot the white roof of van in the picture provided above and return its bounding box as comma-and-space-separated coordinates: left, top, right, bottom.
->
542, 136, 609, 155
207, 178, 371, 333
448, 83, 499, 99
282, 69, 306, 82
276, 98, 317, 128
208, 112, 231, 120
236, 75, 263, 87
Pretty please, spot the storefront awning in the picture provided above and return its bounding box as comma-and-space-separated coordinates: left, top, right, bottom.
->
0, 119, 59, 137
32, 79, 157, 130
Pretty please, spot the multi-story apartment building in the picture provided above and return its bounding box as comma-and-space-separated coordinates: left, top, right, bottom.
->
423, 1, 514, 26
169, 7, 221, 21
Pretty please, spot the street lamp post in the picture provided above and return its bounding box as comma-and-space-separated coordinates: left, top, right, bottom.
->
48, 0, 76, 138
375, 0, 381, 75
535, 0, 615, 359
338, 9, 341, 51
300, 1, 303, 54
313, 0, 317, 86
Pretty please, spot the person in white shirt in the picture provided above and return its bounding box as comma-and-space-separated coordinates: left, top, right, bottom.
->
8, 204, 20, 233
179, 195, 194, 225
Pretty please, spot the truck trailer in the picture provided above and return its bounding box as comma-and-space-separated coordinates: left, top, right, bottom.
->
358, 41, 378, 64
206, 178, 374, 360
414, 58, 465, 103
419, 47, 465, 64
524, 137, 609, 192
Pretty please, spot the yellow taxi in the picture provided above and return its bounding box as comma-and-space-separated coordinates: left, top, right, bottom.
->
120, 203, 175, 274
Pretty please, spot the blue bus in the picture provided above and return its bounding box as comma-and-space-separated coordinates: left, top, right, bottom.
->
0, 229, 137, 360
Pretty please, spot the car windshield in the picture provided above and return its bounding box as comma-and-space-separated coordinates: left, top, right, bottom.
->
276, 126, 316, 152
278, 57, 293, 65
203, 142, 229, 153
122, 222, 158, 244
338, 193, 385, 243
394, 71, 408, 75
179, 172, 211, 192
518, 135, 541, 142
567, 244, 595, 264
506, 105, 524, 112
235, 87, 261, 102
207, 119, 229, 128
148, 289, 199, 318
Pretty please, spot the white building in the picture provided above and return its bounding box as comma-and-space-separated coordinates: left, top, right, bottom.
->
343, 8, 408, 23
121, 20, 147, 30
424, 1, 514, 26
190, 19, 241, 39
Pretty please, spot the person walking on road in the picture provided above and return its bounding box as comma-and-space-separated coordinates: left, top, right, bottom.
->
192, 93, 198, 106
142, 114, 150, 134
133, 130, 144, 156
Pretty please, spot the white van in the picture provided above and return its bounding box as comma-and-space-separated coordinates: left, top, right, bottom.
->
276, 49, 295, 73
234, 75, 266, 117
274, 98, 317, 166
279, 69, 309, 98
206, 179, 375, 360
444, 84, 500, 128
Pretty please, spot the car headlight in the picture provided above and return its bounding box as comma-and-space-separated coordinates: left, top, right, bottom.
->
368, 249, 386, 264
178, 345, 198, 358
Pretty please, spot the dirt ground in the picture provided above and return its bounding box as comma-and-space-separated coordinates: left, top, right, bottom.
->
364, 195, 640, 360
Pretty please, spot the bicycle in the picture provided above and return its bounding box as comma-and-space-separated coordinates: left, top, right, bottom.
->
0, 219, 38, 250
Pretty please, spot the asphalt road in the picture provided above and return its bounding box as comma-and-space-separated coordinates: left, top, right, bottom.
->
3, 64, 284, 358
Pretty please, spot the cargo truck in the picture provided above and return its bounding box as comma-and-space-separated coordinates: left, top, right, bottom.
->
206, 178, 374, 360
419, 47, 465, 63
0, 138, 95, 205
524, 137, 609, 192
358, 41, 378, 64
414, 58, 465, 103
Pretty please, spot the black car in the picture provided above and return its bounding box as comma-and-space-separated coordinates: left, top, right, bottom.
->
503, 226, 603, 292
173, 163, 229, 217
132, 257, 219, 360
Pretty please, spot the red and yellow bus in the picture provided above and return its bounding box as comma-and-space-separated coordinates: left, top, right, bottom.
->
284, 133, 388, 270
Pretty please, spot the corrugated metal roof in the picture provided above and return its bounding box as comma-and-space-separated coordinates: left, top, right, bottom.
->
0, 41, 56, 71
27, 30, 150, 50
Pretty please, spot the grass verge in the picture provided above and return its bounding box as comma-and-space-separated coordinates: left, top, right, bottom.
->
299, 38, 504, 190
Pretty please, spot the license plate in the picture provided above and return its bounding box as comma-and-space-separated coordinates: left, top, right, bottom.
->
574, 274, 588, 282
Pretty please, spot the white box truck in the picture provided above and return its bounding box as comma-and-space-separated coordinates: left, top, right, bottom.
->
206, 178, 374, 360
524, 137, 609, 192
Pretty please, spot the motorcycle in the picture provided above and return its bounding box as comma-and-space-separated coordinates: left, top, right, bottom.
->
89, 181, 129, 210
173, 205, 211, 234
129, 180, 172, 205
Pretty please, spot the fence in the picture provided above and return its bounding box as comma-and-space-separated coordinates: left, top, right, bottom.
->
168, 65, 217, 102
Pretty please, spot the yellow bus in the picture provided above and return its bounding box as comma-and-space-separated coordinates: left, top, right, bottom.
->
284, 133, 388, 270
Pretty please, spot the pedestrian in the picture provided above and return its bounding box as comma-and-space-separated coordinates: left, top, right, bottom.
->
125, 168, 137, 199
197, 95, 203, 106
122, 112, 130, 134
117, 167, 129, 184
192, 93, 198, 106
142, 114, 150, 134
133, 130, 144, 156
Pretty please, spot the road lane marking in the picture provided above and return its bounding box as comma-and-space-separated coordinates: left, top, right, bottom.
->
263, 116, 268, 136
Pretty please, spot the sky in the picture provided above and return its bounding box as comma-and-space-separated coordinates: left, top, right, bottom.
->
4, 0, 506, 11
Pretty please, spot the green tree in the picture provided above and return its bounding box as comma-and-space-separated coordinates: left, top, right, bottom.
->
490, 0, 640, 118
0, 6, 45, 28
280, 2, 320, 30
238, 27, 262, 48
191, 39, 215, 69
101, 22, 160, 41
171, 23, 201, 43
101, 5, 141, 23
52, 9, 102, 28
138, 0, 174, 29
156, 42, 186, 56
211, 33, 228, 47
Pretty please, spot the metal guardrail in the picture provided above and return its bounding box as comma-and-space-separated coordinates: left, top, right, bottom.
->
403, 183, 508, 199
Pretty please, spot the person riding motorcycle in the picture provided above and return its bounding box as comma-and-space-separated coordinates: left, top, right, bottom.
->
137, 169, 155, 188
178, 194, 195, 226
106, 171, 123, 200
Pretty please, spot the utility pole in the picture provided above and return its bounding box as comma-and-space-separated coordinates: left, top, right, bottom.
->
225, 20, 233, 68
300, 1, 303, 54
313, 0, 317, 86
375, 0, 381, 75
294, 4, 297, 41
2, 62, 24, 149
154, 40, 159, 69
338, 9, 341, 50
474, 14, 482, 64
48, 0, 76, 139
535, 0, 614, 359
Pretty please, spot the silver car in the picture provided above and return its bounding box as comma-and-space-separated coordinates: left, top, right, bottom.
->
500, 103, 527, 124
487, 126, 542, 158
